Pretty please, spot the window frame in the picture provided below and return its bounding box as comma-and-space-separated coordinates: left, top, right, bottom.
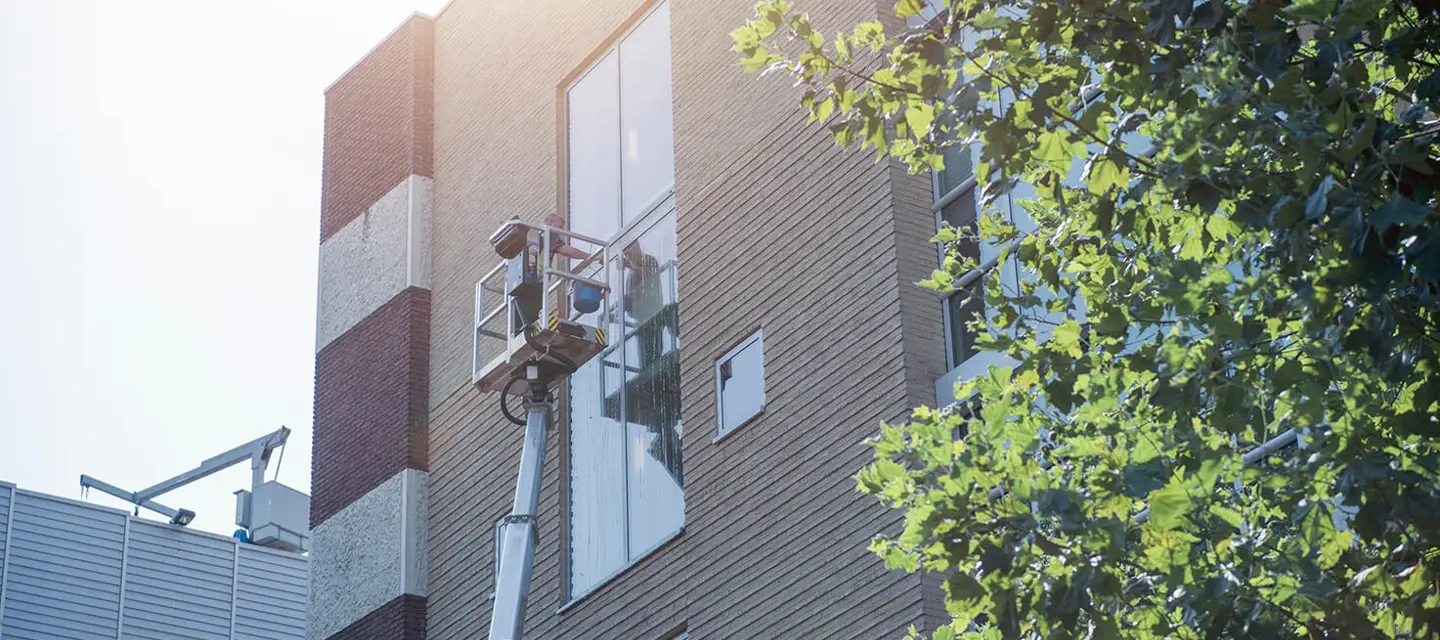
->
933, 171, 981, 371
558, 0, 682, 606
714, 328, 765, 441
558, 0, 675, 241
560, 196, 681, 606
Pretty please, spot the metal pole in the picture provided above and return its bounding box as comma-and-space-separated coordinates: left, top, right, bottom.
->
488, 394, 551, 640
0, 485, 17, 630
79, 475, 182, 521
133, 427, 289, 503
116, 515, 130, 639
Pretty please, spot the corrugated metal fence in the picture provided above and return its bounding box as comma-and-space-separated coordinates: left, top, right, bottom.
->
0, 481, 307, 639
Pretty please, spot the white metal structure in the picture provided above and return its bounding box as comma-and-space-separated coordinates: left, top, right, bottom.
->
79, 426, 309, 552
473, 220, 611, 393
473, 219, 612, 640
0, 481, 307, 639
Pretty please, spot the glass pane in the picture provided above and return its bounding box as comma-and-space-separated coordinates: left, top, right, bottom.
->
940, 189, 990, 286
620, 212, 683, 554
568, 342, 627, 595
947, 284, 984, 366
568, 241, 630, 596
937, 142, 976, 196
568, 52, 621, 242
942, 194, 982, 367
720, 337, 764, 434
940, 186, 977, 230
908, 0, 945, 26
921, 0, 945, 21
618, 2, 675, 225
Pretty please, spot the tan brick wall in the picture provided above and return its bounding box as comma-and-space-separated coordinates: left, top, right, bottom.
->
423, 0, 947, 637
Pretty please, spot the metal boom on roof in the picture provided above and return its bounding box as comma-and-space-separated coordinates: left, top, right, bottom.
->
79, 426, 291, 526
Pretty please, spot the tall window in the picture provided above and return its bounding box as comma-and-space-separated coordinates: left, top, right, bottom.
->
935, 144, 984, 369
564, 1, 682, 600
930, 14, 1141, 399
932, 27, 1013, 374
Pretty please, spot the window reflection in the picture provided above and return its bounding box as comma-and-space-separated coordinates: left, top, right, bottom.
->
567, 52, 621, 242
618, 1, 674, 224
568, 210, 682, 597
619, 216, 682, 553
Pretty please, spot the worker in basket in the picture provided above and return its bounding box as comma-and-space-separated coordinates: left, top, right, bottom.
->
543, 215, 605, 315
508, 215, 604, 336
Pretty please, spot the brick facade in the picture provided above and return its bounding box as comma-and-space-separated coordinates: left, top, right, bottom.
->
327, 595, 427, 640
419, 0, 945, 638
315, 0, 950, 638
312, 14, 435, 639
320, 15, 434, 243
311, 285, 430, 528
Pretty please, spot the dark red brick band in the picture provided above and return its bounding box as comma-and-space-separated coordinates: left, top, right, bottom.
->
320, 14, 434, 243
329, 595, 427, 640
310, 286, 431, 528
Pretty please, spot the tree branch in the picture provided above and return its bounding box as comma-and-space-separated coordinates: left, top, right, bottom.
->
951, 39, 1161, 177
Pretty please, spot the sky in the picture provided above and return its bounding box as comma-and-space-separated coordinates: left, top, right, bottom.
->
0, 0, 447, 536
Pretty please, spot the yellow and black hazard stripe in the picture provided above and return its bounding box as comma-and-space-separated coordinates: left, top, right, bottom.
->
594, 328, 606, 346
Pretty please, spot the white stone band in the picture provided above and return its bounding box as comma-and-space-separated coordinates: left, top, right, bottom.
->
307, 469, 429, 640
316, 175, 433, 353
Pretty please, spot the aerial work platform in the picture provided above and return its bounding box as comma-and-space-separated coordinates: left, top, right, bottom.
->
472, 217, 616, 640
472, 218, 611, 393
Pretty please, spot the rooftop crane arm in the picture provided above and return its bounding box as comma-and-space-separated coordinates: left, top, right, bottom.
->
79, 426, 291, 526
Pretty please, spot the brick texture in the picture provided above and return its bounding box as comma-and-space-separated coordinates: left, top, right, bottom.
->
327, 595, 427, 640
320, 15, 434, 243
311, 286, 431, 528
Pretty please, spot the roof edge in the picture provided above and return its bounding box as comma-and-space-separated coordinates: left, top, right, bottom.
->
322, 11, 435, 96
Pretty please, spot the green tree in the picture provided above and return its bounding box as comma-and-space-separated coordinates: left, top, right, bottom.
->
734, 0, 1440, 637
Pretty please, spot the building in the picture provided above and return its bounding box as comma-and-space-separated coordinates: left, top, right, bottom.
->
0, 481, 308, 639
309, 1, 992, 638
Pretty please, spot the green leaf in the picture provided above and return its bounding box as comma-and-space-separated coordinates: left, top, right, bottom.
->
905, 102, 935, 136
1195, 457, 1223, 494
1052, 320, 1084, 358
875, 458, 905, 482
1187, 179, 1223, 212
1034, 130, 1077, 164
1287, 0, 1334, 21
1065, 436, 1109, 458
814, 96, 835, 123
1210, 504, 1243, 529
971, 9, 1009, 30
834, 32, 851, 62
1418, 69, 1440, 103
895, 0, 926, 18
1373, 195, 1431, 231
1146, 481, 1193, 532
1321, 526, 1352, 570
1187, 0, 1225, 29
1085, 157, 1127, 195
1306, 175, 1334, 219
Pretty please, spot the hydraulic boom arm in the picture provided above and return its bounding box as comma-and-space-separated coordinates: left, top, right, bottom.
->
80, 426, 291, 525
